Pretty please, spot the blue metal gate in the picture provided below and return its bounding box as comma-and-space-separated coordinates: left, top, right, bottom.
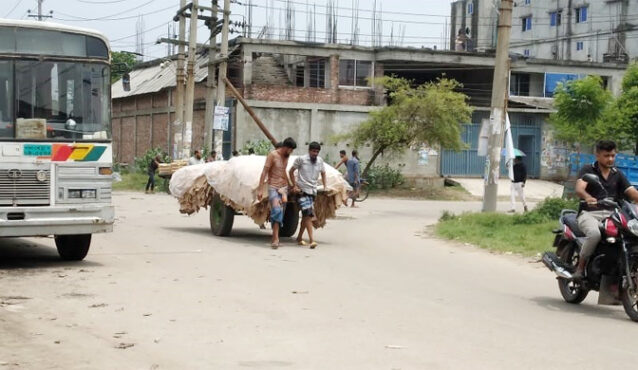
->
441, 112, 542, 178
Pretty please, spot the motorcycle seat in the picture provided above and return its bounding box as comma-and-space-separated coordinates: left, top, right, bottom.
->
561, 213, 586, 237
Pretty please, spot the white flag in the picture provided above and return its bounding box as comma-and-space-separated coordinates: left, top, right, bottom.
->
504, 113, 516, 181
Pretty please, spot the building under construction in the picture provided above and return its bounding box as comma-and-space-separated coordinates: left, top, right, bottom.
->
111, 36, 627, 182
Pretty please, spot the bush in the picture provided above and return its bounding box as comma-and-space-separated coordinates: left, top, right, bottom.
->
439, 210, 457, 222
512, 197, 579, 225
533, 197, 579, 219
241, 140, 272, 155
366, 164, 404, 190
134, 148, 170, 174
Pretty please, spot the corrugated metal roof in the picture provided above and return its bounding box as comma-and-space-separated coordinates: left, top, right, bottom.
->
112, 54, 208, 99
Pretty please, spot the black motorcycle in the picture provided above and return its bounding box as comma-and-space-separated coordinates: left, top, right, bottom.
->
542, 174, 638, 321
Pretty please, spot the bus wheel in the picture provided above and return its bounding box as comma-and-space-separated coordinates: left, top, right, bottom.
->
55, 234, 91, 261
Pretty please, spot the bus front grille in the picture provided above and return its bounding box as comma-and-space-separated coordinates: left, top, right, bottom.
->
0, 169, 51, 206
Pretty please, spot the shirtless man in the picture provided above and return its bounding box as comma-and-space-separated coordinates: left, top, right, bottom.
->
257, 137, 297, 248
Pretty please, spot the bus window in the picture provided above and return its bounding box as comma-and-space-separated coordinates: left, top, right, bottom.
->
0, 61, 13, 138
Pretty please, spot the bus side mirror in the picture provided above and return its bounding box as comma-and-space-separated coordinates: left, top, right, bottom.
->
122, 73, 131, 92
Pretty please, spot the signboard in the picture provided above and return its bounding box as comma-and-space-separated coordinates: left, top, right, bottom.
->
213, 106, 229, 131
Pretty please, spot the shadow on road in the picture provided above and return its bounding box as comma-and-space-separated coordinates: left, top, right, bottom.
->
0, 238, 101, 270
162, 226, 330, 249
530, 296, 629, 322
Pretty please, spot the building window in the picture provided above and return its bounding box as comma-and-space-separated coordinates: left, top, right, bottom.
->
510, 73, 530, 97
522, 16, 532, 32
308, 58, 325, 88
576, 6, 588, 23
525, 0, 531, 4
576, 41, 584, 51
524, 49, 530, 57
339, 59, 372, 87
550, 11, 562, 27
467, 2, 473, 14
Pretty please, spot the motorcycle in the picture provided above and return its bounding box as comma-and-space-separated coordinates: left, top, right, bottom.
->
542, 173, 638, 321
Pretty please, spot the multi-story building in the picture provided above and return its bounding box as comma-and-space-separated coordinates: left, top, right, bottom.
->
451, 0, 634, 63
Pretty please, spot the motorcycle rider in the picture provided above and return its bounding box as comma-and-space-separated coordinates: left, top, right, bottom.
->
573, 140, 638, 280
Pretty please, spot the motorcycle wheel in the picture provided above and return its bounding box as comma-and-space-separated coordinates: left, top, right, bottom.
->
557, 245, 589, 304
620, 259, 638, 322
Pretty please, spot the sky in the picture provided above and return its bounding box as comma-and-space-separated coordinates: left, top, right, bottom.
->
2, 0, 457, 60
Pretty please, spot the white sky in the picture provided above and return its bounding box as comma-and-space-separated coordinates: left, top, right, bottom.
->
3, 0, 457, 60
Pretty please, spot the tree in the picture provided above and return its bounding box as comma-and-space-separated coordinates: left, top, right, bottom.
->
549, 75, 613, 149
341, 76, 473, 177
605, 62, 638, 155
111, 51, 138, 84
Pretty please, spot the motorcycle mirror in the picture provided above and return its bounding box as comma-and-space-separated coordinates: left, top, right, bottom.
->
581, 173, 608, 197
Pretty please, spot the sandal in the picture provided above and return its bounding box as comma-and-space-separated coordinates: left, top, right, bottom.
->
297, 240, 308, 246
309, 242, 318, 249
271, 242, 279, 249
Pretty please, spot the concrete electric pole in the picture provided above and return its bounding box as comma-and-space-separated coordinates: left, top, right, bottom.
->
183, 0, 199, 159
482, 0, 513, 212
204, 0, 219, 154
174, 0, 187, 159
214, 0, 231, 156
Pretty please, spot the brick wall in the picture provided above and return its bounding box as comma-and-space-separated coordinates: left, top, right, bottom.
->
245, 84, 374, 106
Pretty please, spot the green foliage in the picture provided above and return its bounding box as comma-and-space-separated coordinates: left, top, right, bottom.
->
134, 148, 170, 173
550, 75, 613, 148
436, 212, 556, 256
439, 210, 458, 222
365, 164, 404, 189
436, 197, 579, 255
241, 140, 273, 155
603, 62, 638, 154
338, 76, 472, 176
111, 51, 138, 84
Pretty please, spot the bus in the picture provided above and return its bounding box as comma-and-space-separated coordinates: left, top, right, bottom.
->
0, 20, 113, 261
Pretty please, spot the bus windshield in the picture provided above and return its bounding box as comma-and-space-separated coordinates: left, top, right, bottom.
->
0, 59, 110, 141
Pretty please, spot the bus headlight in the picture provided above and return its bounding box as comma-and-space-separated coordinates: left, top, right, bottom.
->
68, 189, 96, 199
628, 219, 638, 237
36, 170, 47, 182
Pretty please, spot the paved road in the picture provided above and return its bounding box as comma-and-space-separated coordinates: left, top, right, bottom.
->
1, 193, 638, 369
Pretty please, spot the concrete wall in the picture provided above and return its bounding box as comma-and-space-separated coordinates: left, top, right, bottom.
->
540, 122, 571, 181
234, 100, 441, 179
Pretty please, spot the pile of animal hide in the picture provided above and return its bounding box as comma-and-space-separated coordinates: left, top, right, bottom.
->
169, 155, 351, 227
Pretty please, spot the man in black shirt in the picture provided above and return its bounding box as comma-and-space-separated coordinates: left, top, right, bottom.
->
145, 154, 162, 194
573, 140, 638, 280
509, 156, 528, 213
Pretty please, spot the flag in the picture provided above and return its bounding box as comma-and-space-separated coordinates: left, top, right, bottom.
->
504, 113, 515, 181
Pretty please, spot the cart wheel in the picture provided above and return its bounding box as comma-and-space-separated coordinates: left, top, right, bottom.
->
279, 202, 299, 238
210, 193, 234, 236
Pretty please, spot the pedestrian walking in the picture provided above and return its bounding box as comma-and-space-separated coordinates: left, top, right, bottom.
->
289, 142, 327, 249
188, 150, 204, 165
509, 156, 528, 213
145, 154, 162, 194
257, 137, 297, 249
345, 150, 361, 207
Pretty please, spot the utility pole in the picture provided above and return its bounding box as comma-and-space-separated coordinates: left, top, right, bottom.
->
482, 0, 513, 212
204, 1, 219, 154
28, 0, 53, 21
174, 0, 187, 159
183, 0, 199, 159
213, 0, 230, 156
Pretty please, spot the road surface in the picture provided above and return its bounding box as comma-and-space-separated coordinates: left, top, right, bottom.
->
1, 193, 638, 369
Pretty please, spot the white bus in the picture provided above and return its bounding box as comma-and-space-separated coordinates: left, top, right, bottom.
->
0, 20, 113, 260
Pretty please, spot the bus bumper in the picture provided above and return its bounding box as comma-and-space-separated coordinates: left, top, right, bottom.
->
0, 205, 114, 237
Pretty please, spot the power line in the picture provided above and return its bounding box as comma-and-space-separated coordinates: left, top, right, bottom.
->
54, 0, 164, 22
77, 0, 128, 3
4, 0, 23, 18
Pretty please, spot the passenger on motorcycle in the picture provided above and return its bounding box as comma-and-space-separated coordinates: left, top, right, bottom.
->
573, 140, 638, 281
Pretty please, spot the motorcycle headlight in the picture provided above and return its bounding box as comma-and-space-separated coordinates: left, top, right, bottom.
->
628, 219, 638, 237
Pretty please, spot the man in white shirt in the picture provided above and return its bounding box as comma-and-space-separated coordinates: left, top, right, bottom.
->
289, 142, 326, 249
188, 150, 204, 165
